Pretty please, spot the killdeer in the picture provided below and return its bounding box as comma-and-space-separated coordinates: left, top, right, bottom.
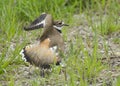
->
20, 13, 68, 76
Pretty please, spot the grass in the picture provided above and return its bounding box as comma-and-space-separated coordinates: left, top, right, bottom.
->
0, 0, 120, 85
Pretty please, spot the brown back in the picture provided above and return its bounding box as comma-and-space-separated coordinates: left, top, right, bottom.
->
40, 27, 64, 52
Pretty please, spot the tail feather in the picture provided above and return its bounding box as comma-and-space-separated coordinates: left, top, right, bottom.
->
20, 44, 61, 67
20, 45, 34, 64
20, 46, 31, 62
20, 48, 27, 62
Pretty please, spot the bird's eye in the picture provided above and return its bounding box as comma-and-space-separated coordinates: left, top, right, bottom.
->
58, 22, 62, 24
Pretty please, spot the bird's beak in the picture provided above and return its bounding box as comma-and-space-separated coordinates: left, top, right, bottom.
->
62, 23, 69, 26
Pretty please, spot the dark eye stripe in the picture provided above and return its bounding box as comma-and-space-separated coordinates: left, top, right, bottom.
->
56, 24, 62, 27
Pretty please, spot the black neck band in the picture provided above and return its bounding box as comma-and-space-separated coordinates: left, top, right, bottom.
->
56, 29, 62, 33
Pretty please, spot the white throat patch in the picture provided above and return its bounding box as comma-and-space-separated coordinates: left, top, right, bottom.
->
53, 25, 62, 30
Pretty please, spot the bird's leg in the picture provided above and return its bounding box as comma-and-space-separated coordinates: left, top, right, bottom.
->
59, 65, 67, 81
28, 65, 33, 75
64, 67, 67, 81
40, 68, 45, 77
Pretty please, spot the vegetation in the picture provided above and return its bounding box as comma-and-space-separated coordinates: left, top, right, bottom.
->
0, 0, 120, 85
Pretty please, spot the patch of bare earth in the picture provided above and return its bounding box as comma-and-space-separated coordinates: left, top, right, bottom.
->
67, 14, 120, 85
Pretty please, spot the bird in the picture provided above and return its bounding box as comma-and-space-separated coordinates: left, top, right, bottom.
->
20, 13, 68, 77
